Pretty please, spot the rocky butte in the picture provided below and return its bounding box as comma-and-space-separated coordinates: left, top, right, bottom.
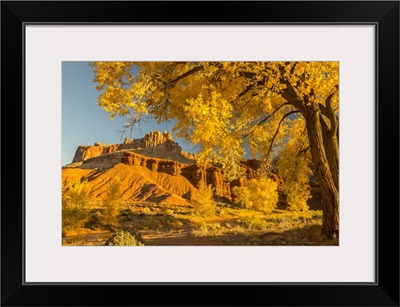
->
72, 130, 196, 163
64, 130, 288, 206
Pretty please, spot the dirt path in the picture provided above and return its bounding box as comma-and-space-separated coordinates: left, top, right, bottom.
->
142, 225, 197, 245
141, 224, 337, 246
63, 223, 337, 246
63, 232, 113, 246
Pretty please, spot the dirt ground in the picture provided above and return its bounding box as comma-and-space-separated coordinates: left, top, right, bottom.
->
63, 223, 338, 246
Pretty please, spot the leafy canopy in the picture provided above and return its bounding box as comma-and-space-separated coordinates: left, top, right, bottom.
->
90, 61, 338, 182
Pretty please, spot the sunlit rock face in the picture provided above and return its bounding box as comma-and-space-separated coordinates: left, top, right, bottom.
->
72, 131, 185, 163
68, 130, 286, 202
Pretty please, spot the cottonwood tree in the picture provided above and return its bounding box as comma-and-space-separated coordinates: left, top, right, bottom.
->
90, 61, 339, 239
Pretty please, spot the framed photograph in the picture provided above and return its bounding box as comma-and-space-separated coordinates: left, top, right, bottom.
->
2, 1, 399, 306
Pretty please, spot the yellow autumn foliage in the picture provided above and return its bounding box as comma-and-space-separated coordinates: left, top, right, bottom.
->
90, 61, 339, 237
62, 180, 92, 233
232, 178, 279, 213
192, 181, 215, 217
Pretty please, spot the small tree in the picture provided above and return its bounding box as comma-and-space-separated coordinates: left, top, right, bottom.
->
192, 181, 215, 217
96, 178, 122, 230
277, 139, 312, 212
62, 180, 92, 233
232, 178, 279, 213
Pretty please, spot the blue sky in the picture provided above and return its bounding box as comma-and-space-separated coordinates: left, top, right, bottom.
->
62, 62, 197, 166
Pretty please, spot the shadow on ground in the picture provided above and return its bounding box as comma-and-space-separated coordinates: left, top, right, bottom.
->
143, 224, 338, 246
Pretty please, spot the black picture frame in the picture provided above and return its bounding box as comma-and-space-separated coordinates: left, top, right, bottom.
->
1, 1, 399, 306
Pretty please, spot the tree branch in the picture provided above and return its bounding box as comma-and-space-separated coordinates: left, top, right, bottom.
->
325, 87, 339, 138
266, 110, 300, 156
242, 103, 291, 139
280, 82, 306, 115
165, 65, 204, 88
297, 146, 310, 157
317, 87, 338, 136
318, 103, 330, 118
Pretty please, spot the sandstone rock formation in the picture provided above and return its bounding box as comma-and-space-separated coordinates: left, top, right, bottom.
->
65, 131, 287, 205
72, 130, 194, 164
63, 163, 195, 205
64, 150, 268, 203
121, 151, 235, 198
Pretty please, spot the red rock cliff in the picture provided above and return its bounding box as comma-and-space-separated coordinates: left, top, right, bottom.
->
72, 131, 194, 163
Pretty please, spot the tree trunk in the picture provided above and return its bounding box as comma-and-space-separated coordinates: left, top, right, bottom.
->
321, 121, 339, 191
306, 104, 339, 239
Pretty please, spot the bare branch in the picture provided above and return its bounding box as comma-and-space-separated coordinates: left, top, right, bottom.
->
290, 62, 297, 75
164, 65, 204, 88
297, 146, 310, 157
266, 110, 300, 156
318, 86, 339, 137
242, 103, 291, 139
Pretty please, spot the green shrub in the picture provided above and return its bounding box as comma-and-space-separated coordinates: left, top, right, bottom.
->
105, 230, 144, 246
232, 178, 279, 213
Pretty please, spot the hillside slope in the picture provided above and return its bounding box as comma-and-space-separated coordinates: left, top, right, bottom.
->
63, 162, 197, 205
62, 131, 281, 206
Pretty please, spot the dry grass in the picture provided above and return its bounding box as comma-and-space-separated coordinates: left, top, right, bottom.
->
62, 200, 327, 246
